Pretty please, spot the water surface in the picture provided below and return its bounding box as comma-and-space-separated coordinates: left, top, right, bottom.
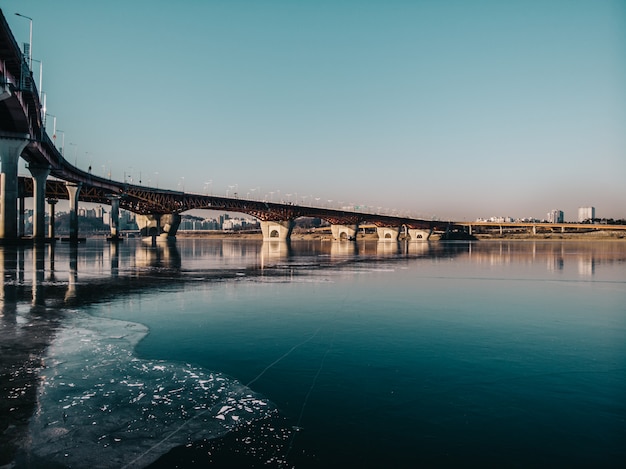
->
1, 239, 624, 467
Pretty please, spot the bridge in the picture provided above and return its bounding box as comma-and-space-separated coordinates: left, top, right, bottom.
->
0, 9, 456, 244
458, 221, 626, 236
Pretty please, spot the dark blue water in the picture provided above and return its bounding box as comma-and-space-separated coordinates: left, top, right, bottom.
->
1, 239, 625, 468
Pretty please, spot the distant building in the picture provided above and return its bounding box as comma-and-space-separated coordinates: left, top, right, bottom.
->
578, 206, 595, 222
547, 209, 564, 223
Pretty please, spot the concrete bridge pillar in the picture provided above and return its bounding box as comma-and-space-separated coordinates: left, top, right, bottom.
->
47, 198, 58, 240
331, 224, 359, 241
261, 220, 294, 241
160, 213, 181, 239
28, 164, 51, 241
0, 137, 29, 242
408, 228, 432, 240
107, 195, 121, 240
137, 213, 181, 239
18, 187, 25, 237
376, 226, 402, 241
137, 214, 160, 237
65, 182, 82, 242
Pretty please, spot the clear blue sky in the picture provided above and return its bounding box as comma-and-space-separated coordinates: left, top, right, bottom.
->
3, 0, 625, 221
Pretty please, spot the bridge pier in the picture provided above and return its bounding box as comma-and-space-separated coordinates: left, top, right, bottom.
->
137, 213, 181, 240
0, 136, 29, 242
28, 164, 51, 241
161, 214, 181, 239
331, 224, 359, 241
407, 228, 432, 240
261, 220, 294, 241
107, 195, 121, 240
65, 182, 82, 242
47, 198, 58, 240
18, 187, 25, 237
376, 226, 401, 241
138, 214, 160, 237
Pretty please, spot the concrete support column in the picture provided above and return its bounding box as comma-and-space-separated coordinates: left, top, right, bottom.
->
47, 198, 58, 239
260, 220, 294, 241
331, 224, 359, 241
376, 226, 401, 241
28, 164, 51, 241
65, 182, 82, 242
18, 189, 25, 237
107, 195, 121, 239
0, 137, 28, 242
160, 213, 181, 239
408, 228, 432, 240
137, 214, 161, 237
136, 213, 180, 240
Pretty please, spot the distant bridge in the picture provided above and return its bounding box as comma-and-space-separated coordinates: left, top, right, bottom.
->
1, 9, 456, 243
458, 221, 626, 236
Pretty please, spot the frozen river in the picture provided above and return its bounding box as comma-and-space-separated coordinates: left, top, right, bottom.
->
1, 239, 625, 467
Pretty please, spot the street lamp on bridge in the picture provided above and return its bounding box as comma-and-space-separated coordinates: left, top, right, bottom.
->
15, 13, 33, 71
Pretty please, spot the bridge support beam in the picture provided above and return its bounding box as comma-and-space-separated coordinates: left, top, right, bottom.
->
261, 220, 294, 241
161, 213, 181, 239
376, 226, 402, 241
28, 164, 51, 241
65, 182, 82, 242
138, 214, 160, 237
107, 195, 121, 240
331, 224, 359, 241
137, 213, 181, 240
0, 137, 28, 242
408, 228, 432, 240
18, 188, 25, 237
47, 198, 58, 240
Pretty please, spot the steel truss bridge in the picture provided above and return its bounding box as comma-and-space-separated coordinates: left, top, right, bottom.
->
18, 176, 443, 229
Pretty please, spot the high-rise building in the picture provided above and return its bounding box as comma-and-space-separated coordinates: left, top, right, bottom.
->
578, 206, 595, 222
547, 209, 564, 223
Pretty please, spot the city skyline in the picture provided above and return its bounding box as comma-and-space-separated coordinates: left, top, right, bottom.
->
4, 0, 625, 221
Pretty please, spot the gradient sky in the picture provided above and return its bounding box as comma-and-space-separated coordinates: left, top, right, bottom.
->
3, 0, 625, 221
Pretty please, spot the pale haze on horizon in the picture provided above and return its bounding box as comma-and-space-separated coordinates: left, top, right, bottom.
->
4, 0, 625, 221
